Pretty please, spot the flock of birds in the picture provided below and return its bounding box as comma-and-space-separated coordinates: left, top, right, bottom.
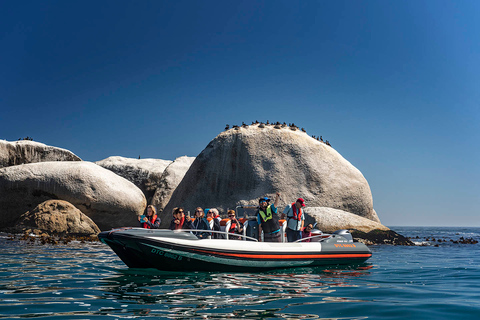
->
224, 121, 332, 147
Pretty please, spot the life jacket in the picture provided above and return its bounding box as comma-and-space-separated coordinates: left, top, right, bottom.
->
142, 214, 158, 229
175, 216, 185, 230
290, 203, 303, 221
229, 221, 239, 233
258, 205, 280, 234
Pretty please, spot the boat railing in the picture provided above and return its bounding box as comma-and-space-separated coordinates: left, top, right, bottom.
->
293, 234, 332, 243
174, 229, 259, 242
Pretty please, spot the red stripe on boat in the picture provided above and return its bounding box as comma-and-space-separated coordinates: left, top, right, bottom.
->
194, 249, 371, 259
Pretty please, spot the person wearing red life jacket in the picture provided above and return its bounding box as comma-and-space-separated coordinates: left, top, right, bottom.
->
138, 205, 161, 229
169, 207, 193, 230
227, 209, 243, 240
282, 198, 306, 242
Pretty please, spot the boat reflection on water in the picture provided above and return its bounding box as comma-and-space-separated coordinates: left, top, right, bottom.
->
99, 264, 373, 319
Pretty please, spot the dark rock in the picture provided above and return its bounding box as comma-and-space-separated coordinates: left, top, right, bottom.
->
350, 229, 415, 246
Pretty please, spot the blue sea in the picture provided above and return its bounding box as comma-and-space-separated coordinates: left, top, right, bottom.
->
1, 227, 479, 319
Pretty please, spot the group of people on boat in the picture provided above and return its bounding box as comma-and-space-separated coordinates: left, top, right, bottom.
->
138, 192, 315, 242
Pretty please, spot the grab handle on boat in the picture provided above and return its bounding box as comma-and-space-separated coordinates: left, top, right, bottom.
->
293, 234, 332, 243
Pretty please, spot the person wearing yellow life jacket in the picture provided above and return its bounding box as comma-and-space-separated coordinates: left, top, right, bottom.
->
256, 192, 281, 242
283, 198, 305, 242
138, 205, 161, 229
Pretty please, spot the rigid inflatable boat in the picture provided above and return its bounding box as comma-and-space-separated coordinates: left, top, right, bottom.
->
99, 228, 372, 272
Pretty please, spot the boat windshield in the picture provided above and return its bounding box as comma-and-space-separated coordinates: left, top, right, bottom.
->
235, 206, 258, 219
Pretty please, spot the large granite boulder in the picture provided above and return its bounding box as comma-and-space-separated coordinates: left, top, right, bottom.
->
0, 161, 146, 230
0, 140, 81, 168
151, 156, 196, 213
11, 200, 100, 236
96, 156, 172, 204
304, 207, 389, 233
162, 124, 380, 226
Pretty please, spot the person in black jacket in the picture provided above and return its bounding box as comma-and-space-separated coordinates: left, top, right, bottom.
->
206, 208, 221, 239
192, 207, 211, 239
169, 207, 193, 230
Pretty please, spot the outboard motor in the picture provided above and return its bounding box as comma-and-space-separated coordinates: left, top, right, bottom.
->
333, 230, 353, 243
245, 219, 259, 241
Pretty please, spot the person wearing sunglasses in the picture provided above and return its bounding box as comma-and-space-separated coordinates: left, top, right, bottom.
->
192, 207, 211, 239
169, 207, 193, 230
256, 192, 281, 242
206, 208, 221, 239
302, 223, 313, 242
227, 210, 243, 240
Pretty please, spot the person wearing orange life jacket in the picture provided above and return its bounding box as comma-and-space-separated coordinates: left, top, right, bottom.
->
282, 198, 306, 242
227, 209, 243, 240
138, 205, 161, 229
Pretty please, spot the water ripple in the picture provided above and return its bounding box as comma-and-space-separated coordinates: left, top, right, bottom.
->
1, 228, 479, 319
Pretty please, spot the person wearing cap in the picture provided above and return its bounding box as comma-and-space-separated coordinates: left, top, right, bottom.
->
282, 198, 306, 242
256, 192, 281, 242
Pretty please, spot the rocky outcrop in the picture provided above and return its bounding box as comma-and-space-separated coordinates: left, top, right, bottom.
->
162, 124, 379, 225
351, 229, 414, 246
151, 156, 196, 213
96, 156, 172, 204
304, 207, 388, 233
10, 200, 100, 236
0, 140, 81, 168
0, 161, 146, 231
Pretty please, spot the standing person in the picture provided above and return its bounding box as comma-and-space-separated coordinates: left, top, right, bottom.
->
206, 209, 221, 239
283, 198, 306, 242
192, 207, 211, 239
302, 223, 313, 242
257, 192, 281, 242
138, 205, 161, 229
169, 207, 193, 230
227, 209, 244, 240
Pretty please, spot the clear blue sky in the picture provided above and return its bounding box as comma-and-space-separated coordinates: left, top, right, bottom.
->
1, 1, 479, 227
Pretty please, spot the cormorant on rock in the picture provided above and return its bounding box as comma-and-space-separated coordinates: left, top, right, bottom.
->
326, 140, 331, 146
259, 122, 265, 128
282, 122, 287, 128
242, 122, 248, 128
225, 124, 230, 130
316, 137, 320, 141
266, 120, 270, 125
320, 136, 323, 142
301, 128, 306, 132
255, 120, 259, 124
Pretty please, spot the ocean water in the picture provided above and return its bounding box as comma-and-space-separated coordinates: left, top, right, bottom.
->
0, 227, 479, 319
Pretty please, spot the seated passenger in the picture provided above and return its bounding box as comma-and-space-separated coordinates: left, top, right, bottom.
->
138, 205, 161, 229
227, 209, 243, 240
209, 208, 222, 223
301, 223, 313, 242
206, 208, 221, 239
192, 207, 211, 239
169, 207, 193, 230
